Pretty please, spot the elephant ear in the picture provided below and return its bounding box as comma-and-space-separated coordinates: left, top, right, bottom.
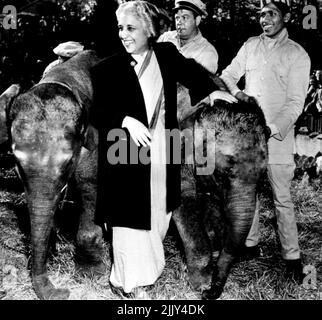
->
0, 84, 20, 145
82, 124, 98, 151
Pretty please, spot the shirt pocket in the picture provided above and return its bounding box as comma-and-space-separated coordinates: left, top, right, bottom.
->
245, 59, 259, 85
245, 59, 258, 73
272, 62, 289, 87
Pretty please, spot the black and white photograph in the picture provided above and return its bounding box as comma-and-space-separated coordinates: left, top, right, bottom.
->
0, 0, 321, 308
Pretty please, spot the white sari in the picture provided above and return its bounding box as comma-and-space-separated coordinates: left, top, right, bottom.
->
109, 50, 172, 293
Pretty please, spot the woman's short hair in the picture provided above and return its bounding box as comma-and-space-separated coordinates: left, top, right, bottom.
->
116, 0, 161, 41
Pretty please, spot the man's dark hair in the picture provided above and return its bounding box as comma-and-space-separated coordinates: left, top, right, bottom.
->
264, 1, 290, 17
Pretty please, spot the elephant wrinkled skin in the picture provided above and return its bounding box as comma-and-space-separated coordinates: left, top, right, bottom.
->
0, 51, 104, 300
174, 100, 268, 299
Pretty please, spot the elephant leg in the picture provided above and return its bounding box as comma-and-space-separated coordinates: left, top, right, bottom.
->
74, 148, 105, 277
173, 203, 213, 291
173, 165, 213, 291
203, 181, 257, 300
30, 199, 70, 300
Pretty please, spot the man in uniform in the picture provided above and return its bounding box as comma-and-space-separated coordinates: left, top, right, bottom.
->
220, 0, 311, 282
158, 0, 219, 120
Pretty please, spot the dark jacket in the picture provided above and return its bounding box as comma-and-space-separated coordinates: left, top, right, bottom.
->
90, 42, 219, 230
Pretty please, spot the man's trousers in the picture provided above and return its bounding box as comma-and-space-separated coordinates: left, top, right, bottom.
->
245, 163, 300, 260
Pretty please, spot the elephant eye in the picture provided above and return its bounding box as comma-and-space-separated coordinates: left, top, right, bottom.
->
63, 125, 77, 141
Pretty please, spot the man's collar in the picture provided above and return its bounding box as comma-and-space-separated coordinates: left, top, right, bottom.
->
260, 27, 288, 45
176, 29, 202, 47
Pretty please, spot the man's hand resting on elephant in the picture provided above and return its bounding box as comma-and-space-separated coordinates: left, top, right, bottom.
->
235, 91, 258, 105
209, 90, 238, 105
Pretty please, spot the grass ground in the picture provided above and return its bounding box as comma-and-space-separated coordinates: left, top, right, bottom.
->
0, 150, 321, 300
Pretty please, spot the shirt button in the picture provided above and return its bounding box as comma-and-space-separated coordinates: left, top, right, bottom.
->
260, 77, 264, 80
264, 61, 267, 64
258, 93, 261, 97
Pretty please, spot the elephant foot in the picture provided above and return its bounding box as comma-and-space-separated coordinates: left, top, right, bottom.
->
201, 275, 226, 300
76, 227, 104, 263
75, 230, 104, 275
201, 285, 223, 300
33, 274, 70, 300
74, 244, 104, 269
75, 261, 106, 278
187, 264, 212, 291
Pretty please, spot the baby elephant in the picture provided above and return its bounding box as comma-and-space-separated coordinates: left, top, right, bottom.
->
173, 99, 268, 299
0, 51, 104, 300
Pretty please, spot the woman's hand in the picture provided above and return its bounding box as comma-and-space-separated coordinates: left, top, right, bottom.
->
122, 116, 152, 147
209, 90, 238, 105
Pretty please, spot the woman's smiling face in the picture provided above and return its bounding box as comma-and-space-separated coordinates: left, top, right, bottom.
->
118, 13, 149, 55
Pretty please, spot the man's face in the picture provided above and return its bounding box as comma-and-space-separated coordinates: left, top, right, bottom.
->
259, 3, 287, 38
175, 9, 199, 40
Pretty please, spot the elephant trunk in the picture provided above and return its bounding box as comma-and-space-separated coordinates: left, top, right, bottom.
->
29, 200, 55, 277
203, 181, 257, 300
27, 189, 70, 300
224, 181, 257, 253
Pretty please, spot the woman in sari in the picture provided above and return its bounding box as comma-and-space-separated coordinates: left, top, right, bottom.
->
90, 0, 236, 298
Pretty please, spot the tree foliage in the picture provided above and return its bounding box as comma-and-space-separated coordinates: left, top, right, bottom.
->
0, 0, 98, 91
0, 0, 321, 92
